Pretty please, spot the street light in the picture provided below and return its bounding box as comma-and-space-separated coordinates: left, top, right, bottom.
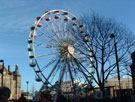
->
110, 34, 121, 89
26, 81, 29, 99
0, 60, 4, 87
131, 52, 135, 92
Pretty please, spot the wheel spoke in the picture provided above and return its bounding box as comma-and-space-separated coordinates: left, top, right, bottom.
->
43, 55, 63, 79
35, 52, 60, 58
54, 60, 67, 102
67, 60, 76, 96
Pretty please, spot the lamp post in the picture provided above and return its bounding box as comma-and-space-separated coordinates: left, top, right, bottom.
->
110, 34, 121, 89
26, 81, 29, 99
110, 34, 121, 102
131, 51, 135, 92
0, 60, 4, 87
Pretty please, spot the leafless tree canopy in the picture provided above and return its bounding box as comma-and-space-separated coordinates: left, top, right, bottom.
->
80, 13, 135, 88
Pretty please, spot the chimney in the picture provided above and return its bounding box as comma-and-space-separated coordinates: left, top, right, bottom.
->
8, 65, 10, 72
15, 64, 20, 75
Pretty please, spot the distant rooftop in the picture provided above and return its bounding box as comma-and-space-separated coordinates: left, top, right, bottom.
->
0, 64, 20, 75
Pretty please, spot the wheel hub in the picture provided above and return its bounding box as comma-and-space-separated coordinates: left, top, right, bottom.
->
60, 42, 75, 58
67, 45, 74, 55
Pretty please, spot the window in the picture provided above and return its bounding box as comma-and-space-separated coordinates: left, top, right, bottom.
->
126, 83, 129, 89
120, 83, 123, 89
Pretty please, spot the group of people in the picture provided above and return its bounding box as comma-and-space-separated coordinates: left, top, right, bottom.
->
39, 92, 67, 102
0, 86, 67, 102
0, 86, 85, 102
0, 86, 27, 102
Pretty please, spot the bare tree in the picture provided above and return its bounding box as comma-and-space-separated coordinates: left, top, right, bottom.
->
80, 13, 135, 97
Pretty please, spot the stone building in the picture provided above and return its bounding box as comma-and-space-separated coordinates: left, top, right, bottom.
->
0, 64, 21, 100
61, 80, 85, 93
105, 77, 132, 89
61, 81, 72, 93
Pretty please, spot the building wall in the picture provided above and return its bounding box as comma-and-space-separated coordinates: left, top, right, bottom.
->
105, 77, 132, 90
61, 81, 72, 92
61, 80, 86, 93
0, 65, 21, 100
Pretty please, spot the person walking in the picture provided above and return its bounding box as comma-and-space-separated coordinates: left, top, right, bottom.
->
131, 92, 135, 102
59, 95, 67, 102
18, 93, 28, 102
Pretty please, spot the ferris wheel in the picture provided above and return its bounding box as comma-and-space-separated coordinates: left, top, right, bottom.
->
28, 9, 95, 101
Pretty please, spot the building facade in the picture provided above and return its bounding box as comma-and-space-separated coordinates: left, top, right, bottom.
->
0, 64, 21, 100
105, 77, 132, 89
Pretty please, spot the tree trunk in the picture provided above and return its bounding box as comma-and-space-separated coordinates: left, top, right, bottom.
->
100, 83, 105, 102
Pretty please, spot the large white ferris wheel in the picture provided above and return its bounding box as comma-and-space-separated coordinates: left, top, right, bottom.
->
28, 9, 95, 101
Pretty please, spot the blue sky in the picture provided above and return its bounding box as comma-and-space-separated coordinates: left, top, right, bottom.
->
0, 0, 135, 92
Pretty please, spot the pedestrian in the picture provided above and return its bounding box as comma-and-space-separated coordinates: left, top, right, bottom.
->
131, 92, 135, 102
0, 86, 11, 102
59, 95, 67, 102
18, 93, 28, 102
32, 97, 38, 102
